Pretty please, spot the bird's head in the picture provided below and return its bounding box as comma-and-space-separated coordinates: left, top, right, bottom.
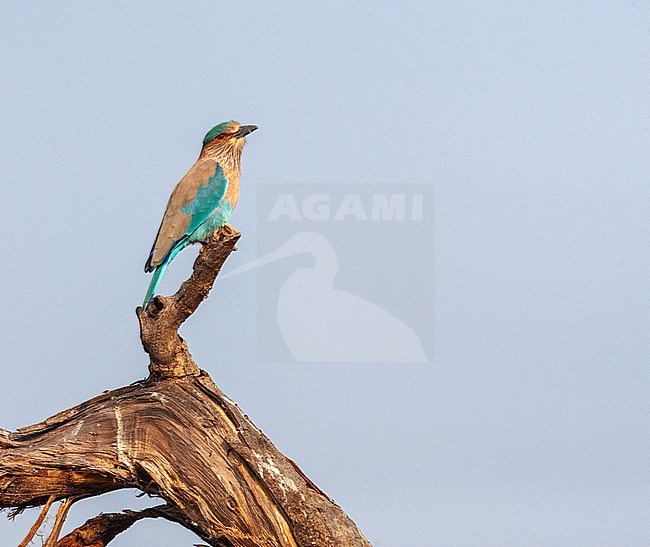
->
200, 120, 257, 166
202, 119, 256, 149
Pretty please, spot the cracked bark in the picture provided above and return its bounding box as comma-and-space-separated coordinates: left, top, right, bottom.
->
0, 225, 370, 546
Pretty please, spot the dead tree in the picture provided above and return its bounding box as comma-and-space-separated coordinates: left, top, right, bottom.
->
0, 226, 370, 546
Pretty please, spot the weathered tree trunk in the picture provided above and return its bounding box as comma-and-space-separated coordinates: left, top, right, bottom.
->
0, 226, 370, 546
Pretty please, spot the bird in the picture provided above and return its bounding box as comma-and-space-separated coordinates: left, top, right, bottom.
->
143, 120, 257, 307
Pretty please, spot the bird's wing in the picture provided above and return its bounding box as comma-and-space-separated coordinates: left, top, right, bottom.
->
145, 158, 228, 271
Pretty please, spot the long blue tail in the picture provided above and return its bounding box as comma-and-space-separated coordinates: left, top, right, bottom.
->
143, 241, 188, 307
143, 259, 169, 308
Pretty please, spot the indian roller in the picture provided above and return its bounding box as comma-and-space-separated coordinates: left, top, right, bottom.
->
143, 120, 258, 307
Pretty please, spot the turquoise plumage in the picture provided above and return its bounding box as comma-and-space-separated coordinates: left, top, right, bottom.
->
143, 121, 257, 307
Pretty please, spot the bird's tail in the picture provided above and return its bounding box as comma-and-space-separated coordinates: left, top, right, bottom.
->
143, 260, 169, 308
142, 241, 188, 308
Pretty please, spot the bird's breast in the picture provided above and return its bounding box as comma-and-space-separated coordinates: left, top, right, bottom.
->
223, 170, 240, 208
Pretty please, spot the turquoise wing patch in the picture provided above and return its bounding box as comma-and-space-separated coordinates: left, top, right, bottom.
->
182, 163, 228, 234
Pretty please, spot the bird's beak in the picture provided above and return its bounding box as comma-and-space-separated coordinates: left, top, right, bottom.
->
234, 124, 258, 138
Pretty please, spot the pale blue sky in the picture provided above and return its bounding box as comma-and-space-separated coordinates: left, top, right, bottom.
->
1, 2, 649, 545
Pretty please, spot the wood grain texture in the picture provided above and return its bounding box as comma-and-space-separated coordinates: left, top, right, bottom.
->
0, 226, 371, 546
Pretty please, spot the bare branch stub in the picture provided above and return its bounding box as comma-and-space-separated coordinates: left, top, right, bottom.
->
18, 494, 55, 547
137, 224, 241, 378
56, 504, 185, 547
